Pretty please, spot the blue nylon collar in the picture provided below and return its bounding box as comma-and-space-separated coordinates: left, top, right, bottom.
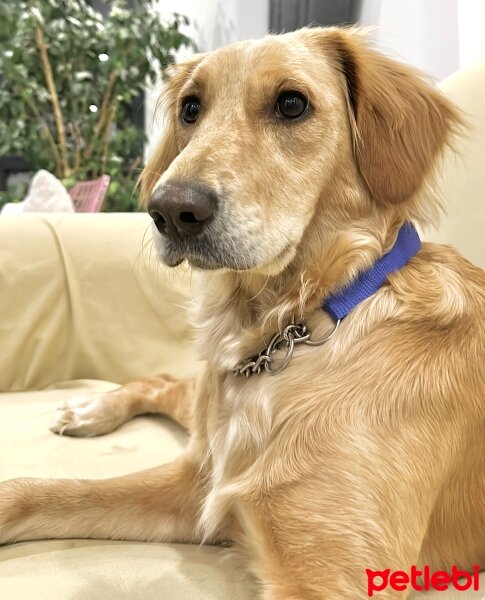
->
322, 222, 421, 321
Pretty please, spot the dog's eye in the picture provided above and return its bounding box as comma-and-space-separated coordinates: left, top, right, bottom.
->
275, 92, 308, 119
181, 97, 200, 124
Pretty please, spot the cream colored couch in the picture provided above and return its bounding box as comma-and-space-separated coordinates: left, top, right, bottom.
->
1, 62, 484, 600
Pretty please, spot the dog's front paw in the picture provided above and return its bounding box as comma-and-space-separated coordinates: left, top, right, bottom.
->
50, 392, 127, 437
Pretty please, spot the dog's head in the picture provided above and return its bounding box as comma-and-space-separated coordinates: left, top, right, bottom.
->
141, 28, 461, 274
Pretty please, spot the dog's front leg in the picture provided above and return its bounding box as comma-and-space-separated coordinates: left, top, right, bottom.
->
0, 454, 210, 546
240, 428, 452, 600
50, 374, 196, 437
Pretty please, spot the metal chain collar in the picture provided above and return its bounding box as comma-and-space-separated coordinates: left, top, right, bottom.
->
233, 319, 341, 378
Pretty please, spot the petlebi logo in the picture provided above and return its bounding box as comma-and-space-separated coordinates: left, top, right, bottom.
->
366, 565, 482, 597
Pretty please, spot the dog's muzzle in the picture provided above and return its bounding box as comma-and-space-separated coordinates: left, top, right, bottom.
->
147, 180, 257, 271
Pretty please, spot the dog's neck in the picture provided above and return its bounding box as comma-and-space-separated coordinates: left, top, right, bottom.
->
193, 201, 404, 370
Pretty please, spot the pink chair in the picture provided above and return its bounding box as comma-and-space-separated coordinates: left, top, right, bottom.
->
69, 175, 110, 213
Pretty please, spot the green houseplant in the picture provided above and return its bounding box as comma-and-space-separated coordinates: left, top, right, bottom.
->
0, 0, 192, 211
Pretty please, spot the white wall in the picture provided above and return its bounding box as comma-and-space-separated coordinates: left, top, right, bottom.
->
457, 0, 485, 69
360, 0, 485, 80
145, 0, 268, 158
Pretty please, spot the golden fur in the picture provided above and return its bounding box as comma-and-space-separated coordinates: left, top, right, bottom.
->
1, 28, 484, 599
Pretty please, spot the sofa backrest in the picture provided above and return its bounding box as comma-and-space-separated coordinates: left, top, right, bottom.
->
430, 60, 485, 268
0, 213, 200, 392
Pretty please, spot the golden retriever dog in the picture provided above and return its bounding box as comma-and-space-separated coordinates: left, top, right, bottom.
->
1, 27, 484, 599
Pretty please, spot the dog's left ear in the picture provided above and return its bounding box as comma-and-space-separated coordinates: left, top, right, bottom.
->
317, 28, 463, 205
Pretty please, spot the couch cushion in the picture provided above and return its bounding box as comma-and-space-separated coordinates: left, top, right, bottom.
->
0, 540, 255, 600
0, 380, 188, 481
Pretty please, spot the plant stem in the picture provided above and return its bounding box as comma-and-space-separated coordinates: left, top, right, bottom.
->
96, 70, 117, 137
34, 25, 70, 177
69, 122, 82, 174
127, 156, 141, 180
24, 94, 63, 177
84, 71, 117, 160
100, 104, 117, 173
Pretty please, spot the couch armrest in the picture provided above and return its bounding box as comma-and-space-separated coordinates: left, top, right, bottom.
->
0, 213, 199, 392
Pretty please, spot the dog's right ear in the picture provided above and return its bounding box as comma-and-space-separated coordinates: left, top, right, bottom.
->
138, 54, 207, 205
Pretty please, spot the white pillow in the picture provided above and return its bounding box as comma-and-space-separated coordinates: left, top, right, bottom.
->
1, 170, 74, 215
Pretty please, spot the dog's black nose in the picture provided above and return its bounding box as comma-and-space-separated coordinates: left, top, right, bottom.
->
148, 182, 217, 239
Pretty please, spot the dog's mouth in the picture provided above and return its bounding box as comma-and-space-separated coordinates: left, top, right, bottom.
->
164, 246, 226, 270
156, 227, 294, 272
159, 230, 258, 271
